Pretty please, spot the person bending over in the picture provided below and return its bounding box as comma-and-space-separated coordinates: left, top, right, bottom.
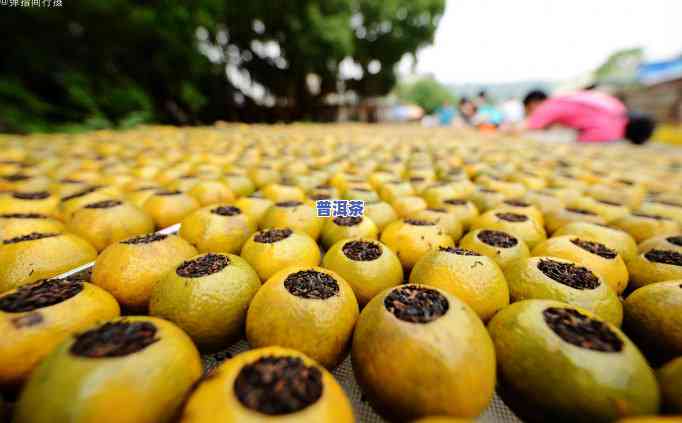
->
521, 89, 656, 144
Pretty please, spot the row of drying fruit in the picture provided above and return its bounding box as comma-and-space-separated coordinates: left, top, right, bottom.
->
1, 125, 682, 423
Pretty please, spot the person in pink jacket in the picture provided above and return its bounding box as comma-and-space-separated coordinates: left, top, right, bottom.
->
522, 89, 656, 144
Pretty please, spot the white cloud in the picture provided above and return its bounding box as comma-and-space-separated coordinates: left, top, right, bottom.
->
410, 0, 682, 83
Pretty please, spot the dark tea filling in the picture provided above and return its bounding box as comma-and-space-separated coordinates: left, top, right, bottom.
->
543, 307, 623, 352
234, 356, 323, 415
176, 253, 230, 277
3, 232, 59, 244
0, 213, 47, 219
404, 219, 435, 226
496, 212, 528, 222
276, 201, 303, 208
70, 321, 160, 358
254, 228, 292, 243
12, 191, 50, 200
211, 205, 242, 216
444, 199, 468, 206
0, 277, 83, 312
342, 240, 382, 261
384, 286, 449, 323
645, 249, 682, 266
333, 216, 362, 226
2, 174, 30, 182
61, 186, 101, 202
85, 200, 123, 209
478, 230, 518, 248
156, 190, 182, 196
503, 199, 530, 207
565, 208, 596, 216
596, 199, 622, 206
439, 246, 481, 256
284, 270, 339, 299
666, 236, 682, 247
537, 259, 600, 289
632, 213, 669, 221
570, 238, 617, 259
121, 233, 168, 245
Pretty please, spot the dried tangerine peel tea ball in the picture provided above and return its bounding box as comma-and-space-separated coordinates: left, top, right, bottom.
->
187, 179, 235, 206
624, 281, 682, 360
658, 357, 682, 413
488, 300, 659, 423
628, 249, 682, 289
143, 190, 200, 228
409, 247, 509, 321
240, 228, 320, 281
497, 198, 545, 226
322, 239, 403, 306
639, 200, 682, 227
439, 198, 479, 229
234, 195, 274, 225
320, 215, 378, 249
14, 317, 202, 423
261, 182, 306, 203
0, 277, 119, 386
363, 200, 398, 231
352, 285, 496, 421
0, 232, 96, 293
504, 256, 622, 325
471, 210, 547, 249
179, 205, 256, 254
612, 212, 680, 243
67, 199, 155, 252
150, 253, 260, 350
638, 234, 682, 254
246, 267, 358, 368
58, 185, 120, 219
532, 235, 629, 295
92, 233, 197, 310
180, 347, 353, 423
459, 228, 530, 270
380, 219, 454, 270
409, 207, 463, 241
0, 213, 65, 242
544, 207, 607, 234
553, 221, 638, 262
0, 191, 58, 217
259, 200, 322, 240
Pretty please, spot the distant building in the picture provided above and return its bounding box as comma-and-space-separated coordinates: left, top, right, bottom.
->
621, 58, 682, 124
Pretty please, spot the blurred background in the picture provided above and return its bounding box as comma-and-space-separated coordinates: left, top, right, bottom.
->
0, 0, 680, 140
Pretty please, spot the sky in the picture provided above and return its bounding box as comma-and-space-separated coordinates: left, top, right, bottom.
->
407, 0, 682, 84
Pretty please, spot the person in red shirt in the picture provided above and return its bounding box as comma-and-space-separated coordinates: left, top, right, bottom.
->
521, 89, 656, 144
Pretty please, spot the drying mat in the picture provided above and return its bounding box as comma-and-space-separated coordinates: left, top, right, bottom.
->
203, 340, 524, 423
55, 223, 524, 423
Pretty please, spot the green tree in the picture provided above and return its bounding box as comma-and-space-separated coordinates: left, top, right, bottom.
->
0, 0, 445, 132
394, 77, 456, 114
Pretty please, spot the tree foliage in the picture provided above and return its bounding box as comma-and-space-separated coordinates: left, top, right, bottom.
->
394, 77, 456, 114
0, 0, 444, 132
